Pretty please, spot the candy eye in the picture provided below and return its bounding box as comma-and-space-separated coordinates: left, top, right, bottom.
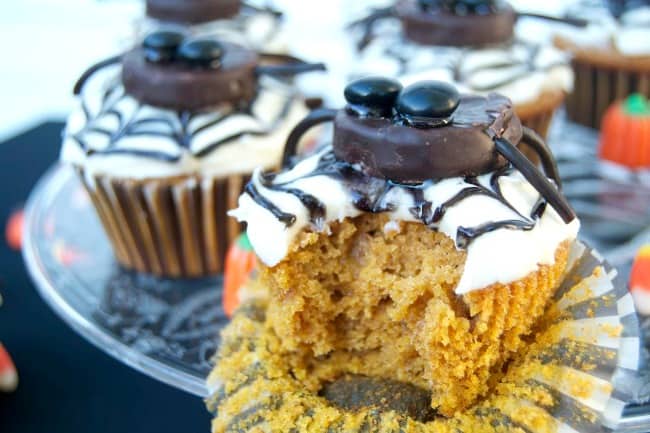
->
417, 0, 439, 11
395, 81, 460, 127
442, 0, 497, 15
344, 77, 403, 117
143, 31, 185, 64
178, 39, 224, 69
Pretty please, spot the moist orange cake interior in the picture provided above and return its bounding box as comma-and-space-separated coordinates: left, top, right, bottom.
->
258, 213, 569, 416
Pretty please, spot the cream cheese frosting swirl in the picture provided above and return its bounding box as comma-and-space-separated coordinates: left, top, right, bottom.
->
61, 63, 307, 180
348, 18, 573, 106
230, 145, 580, 295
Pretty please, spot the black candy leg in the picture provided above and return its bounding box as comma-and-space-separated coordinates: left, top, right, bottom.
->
521, 126, 562, 189
282, 108, 337, 167
494, 137, 576, 224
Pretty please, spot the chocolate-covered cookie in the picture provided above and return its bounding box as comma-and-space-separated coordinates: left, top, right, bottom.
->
334, 79, 521, 181
122, 35, 258, 110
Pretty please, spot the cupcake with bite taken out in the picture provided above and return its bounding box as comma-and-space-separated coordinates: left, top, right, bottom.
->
225, 77, 580, 416
60, 31, 321, 278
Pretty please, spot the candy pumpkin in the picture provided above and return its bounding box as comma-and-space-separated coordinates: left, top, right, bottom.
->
599, 94, 650, 169
0, 295, 17, 392
223, 233, 257, 317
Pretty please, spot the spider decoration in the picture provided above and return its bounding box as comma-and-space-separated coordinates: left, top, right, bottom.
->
350, 0, 587, 51
70, 31, 325, 163
281, 78, 576, 226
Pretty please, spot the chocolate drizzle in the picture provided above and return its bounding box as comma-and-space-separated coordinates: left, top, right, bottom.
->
246, 148, 548, 250
69, 61, 299, 163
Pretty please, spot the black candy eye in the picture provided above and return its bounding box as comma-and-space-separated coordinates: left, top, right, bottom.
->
344, 77, 403, 118
442, 0, 497, 15
178, 39, 224, 69
395, 81, 460, 127
418, 0, 439, 11
143, 31, 185, 64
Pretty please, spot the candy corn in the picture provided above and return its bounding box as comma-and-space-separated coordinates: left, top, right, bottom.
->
630, 245, 650, 315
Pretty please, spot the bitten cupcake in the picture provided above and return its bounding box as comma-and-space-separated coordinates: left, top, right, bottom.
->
345, 0, 574, 140
228, 78, 580, 415
61, 32, 318, 278
550, 0, 650, 128
141, 0, 286, 52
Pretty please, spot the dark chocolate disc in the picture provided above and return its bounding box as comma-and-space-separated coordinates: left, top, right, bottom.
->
146, 0, 241, 24
122, 41, 258, 110
344, 77, 403, 117
396, 0, 516, 46
333, 92, 522, 182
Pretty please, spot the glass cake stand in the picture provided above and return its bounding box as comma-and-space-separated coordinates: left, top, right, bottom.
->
22, 164, 228, 397
21, 119, 650, 431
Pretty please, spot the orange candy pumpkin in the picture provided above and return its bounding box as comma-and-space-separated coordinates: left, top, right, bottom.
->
223, 233, 257, 317
599, 94, 650, 169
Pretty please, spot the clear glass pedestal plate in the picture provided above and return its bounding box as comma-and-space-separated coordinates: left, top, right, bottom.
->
22, 164, 226, 397
21, 118, 650, 431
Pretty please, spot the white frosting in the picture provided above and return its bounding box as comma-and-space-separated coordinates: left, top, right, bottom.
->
517, 3, 650, 57
229, 146, 580, 295
61, 63, 307, 180
346, 17, 574, 107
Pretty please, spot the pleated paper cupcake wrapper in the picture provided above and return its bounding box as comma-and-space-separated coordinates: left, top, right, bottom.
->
566, 59, 650, 129
205, 240, 642, 433
77, 168, 249, 278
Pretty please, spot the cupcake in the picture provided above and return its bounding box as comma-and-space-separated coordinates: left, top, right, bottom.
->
226, 78, 580, 415
208, 79, 640, 433
141, 0, 286, 52
61, 32, 319, 277
343, 0, 574, 141
550, 1, 650, 128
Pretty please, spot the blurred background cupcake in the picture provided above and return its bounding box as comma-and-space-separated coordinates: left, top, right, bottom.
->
297, 0, 575, 143
138, 0, 287, 52
519, 0, 650, 128
60, 31, 317, 278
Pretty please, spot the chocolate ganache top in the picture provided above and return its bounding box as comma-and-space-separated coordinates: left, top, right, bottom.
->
334, 79, 521, 182
396, 0, 516, 46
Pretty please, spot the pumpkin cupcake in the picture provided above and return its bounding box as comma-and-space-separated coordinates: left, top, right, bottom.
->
61, 32, 320, 277
551, 1, 650, 128
343, 0, 574, 141
227, 78, 580, 415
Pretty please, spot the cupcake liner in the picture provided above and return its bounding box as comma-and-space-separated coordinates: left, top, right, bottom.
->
77, 168, 249, 278
206, 240, 643, 433
565, 58, 650, 129
516, 90, 565, 165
